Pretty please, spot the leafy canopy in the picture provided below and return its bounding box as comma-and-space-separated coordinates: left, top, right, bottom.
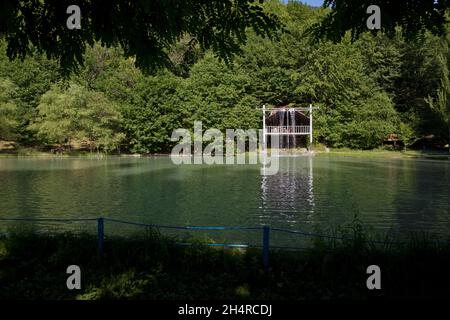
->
0, 0, 282, 76
29, 83, 124, 152
310, 0, 450, 42
0, 78, 19, 140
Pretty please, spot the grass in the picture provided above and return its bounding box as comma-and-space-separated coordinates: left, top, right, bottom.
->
1, 142, 449, 160
2, 222, 450, 300
0, 148, 126, 158
315, 147, 450, 160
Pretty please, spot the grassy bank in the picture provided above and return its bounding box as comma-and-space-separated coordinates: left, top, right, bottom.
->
2, 227, 450, 300
2, 144, 449, 160
0, 148, 140, 158
316, 148, 450, 160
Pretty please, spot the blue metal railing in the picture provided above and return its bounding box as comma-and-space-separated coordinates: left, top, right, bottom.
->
0, 216, 404, 270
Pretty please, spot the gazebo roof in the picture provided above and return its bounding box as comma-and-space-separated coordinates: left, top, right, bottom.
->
263, 103, 314, 112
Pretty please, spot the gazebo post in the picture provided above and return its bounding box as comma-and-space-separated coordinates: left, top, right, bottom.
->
309, 104, 313, 146
262, 104, 266, 153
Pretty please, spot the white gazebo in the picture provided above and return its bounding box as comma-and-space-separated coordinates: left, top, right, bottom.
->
261, 104, 315, 150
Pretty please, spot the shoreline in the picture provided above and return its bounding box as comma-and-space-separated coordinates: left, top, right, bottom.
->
318, 149, 450, 160
1, 148, 449, 161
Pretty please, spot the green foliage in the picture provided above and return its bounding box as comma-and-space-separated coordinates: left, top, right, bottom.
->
424, 39, 450, 140
121, 54, 261, 153
395, 36, 450, 140
121, 71, 184, 153
0, 0, 282, 76
0, 41, 60, 143
1, 2, 450, 152
310, 0, 450, 43
0, 78, 18, 140
29, 84, 124, 152
398, 122, 417, 150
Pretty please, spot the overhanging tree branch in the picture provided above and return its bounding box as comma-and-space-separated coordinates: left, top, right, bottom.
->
308, 0, 450, 43
0, 0, 283, 76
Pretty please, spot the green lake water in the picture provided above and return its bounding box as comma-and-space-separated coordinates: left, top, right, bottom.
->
0, 155, 449, 246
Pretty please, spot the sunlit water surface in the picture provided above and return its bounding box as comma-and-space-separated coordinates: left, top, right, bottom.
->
1, 156, 449, 246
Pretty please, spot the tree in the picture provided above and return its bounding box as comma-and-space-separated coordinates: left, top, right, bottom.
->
120, 53, 261, 153
423, 38, 450, 152
0, 0, 282, 76
398, 122, 417, 151
393, 34, 450, 147
0, 40, 60, 143
310, 0, 449, 42
29, 83, 124, 152
0, 78, 18, 140
121, 71, 184, 153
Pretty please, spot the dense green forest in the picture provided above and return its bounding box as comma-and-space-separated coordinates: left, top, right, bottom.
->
0, 1, 449, 153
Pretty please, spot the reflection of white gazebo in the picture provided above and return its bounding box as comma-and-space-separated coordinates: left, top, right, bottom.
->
260, 155, 315, 224
261, 104, 315, 149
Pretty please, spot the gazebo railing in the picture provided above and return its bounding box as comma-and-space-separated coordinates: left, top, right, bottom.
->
265, 125, 310, 135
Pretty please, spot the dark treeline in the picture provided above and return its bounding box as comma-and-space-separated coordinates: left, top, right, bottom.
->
0, 1, 449, 153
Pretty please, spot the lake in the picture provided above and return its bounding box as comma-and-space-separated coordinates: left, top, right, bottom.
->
0, 155, 449, 246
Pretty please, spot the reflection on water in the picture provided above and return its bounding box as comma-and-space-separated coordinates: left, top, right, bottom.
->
0, 156, 449, 239
260, 156, 315, 228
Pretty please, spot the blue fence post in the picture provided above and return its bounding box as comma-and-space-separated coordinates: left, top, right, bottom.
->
97, 217, 104, 256
263, 226, 270, 271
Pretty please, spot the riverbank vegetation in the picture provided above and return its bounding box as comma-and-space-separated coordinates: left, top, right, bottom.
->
2, 224, 450, 299
1, 1, 449, 155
